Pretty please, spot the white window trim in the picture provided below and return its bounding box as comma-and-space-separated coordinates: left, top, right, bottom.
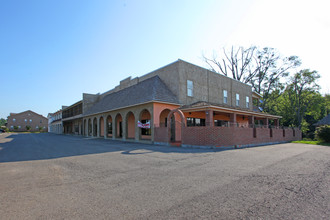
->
236, 93, 240, 106
223, 90, 228, 104
187, 80, 193, 97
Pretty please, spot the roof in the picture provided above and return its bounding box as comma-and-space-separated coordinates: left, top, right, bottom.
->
314, 114, 330, 126
180, 101, 281, 119
83, 76, 179, 116
8, 110, 47, 120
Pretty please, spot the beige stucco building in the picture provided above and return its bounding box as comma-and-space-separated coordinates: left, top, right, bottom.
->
57, 59, 301, 147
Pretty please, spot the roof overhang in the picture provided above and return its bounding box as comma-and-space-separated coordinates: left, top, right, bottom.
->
252, 91, 263, 99
180, 105, 281, 119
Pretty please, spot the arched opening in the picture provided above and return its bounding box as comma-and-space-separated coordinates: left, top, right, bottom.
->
159, 109, 171, 127
99, 116, 104, 137
115, 114, 123, 138
167, 109, 186, 144
107, 115, 113, 138
93, 117, 97, 136
139, 109, 151, 140
88, 119, 92, 136
126, 111, 135, 139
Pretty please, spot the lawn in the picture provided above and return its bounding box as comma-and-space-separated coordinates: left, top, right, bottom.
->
292, 140, 330, 146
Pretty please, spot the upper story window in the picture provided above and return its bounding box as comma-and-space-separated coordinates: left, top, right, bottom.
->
29, 119, 32, 122
223, 90, 228, 104
13, 118, 16, 122
187, 80, 193, 97
236, 93, 240, 106
24, 119, 27, 122
246, 96, 250, 108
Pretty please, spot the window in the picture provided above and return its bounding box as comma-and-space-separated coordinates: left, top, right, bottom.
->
187, 118, 206, 126
25, 119, 27, 122
10, 126, 13, 128
18, 126, 21, 128
236, 94, 240, 106
13, 118, 16, 122
223, 90, 228, 104
141, 120, 151, 135
187, 80, 193, 97
246, 96, 250, 108
29, 119, 32, 122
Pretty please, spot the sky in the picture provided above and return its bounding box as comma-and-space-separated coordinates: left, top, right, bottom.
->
1, 0, 329, 119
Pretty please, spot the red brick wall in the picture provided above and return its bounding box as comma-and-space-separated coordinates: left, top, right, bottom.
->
181, 126, 301, 147
154, 127, 168, 143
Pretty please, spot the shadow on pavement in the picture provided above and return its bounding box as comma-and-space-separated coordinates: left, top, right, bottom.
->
0, 133, 220, 163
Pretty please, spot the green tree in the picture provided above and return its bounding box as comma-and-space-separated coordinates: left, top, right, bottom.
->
0, 118, 6, 127
285, 69, 320, 129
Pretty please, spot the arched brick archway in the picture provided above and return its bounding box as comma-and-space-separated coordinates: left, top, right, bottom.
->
93, 117, 97, 137
167, 109, 186, 143
115, 113, 123, 138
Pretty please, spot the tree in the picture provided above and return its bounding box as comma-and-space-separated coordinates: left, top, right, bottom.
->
0, 118, 6, 127
285, 69, 320, 129
250, 48, 301, 112
203, 46, 257, 83
203, 46, 301, 112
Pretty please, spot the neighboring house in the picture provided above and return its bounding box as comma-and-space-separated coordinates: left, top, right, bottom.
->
59, 59, 301, 147
7, 110, 48, 132
314, 114, 330, 126
48, 110, 62, 134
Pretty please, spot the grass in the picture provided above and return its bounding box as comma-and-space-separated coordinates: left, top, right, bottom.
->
292, 140, 330, 146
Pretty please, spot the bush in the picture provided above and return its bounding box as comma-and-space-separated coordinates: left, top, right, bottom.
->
315, 125, 330, 143
26, 125, 31, 131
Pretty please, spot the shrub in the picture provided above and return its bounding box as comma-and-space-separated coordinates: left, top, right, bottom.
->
26, 125, 31, 131
14, 126, 18, 130
315, 125, 330, 143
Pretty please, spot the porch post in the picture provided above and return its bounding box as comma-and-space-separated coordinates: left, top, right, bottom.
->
263, 118, 269, 127
274, 118, 280, 127
248, 116, 255, 127
230, 113, 237, 127
205, 110, 214, 127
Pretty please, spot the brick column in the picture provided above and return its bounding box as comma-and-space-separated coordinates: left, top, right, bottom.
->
263, 118, 269, 127
205, 110, 214, 127
274, 118, 279, 127
230, 113, 237, 127
248, 116, 255, 127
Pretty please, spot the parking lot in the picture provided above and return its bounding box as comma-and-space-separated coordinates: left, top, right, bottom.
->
0, 133, 329, 219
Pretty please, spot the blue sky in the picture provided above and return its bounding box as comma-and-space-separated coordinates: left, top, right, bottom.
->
1, 0, 329, 119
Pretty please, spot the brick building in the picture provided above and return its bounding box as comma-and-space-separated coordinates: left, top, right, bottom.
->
57, 59, 301, 147
7, 110, 48, 132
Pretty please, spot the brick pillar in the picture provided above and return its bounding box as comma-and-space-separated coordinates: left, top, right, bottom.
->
103, 115, 107, 139
248, 116, 255, 127
274, 119, 279, 127
205, 110, 214, 127
263, 118, 269, 127
230, 113, 237, 127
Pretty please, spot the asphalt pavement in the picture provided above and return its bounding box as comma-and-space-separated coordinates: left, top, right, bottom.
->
0, 133, 329, 219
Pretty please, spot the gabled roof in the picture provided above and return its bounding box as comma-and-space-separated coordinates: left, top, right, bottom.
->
8, 110, 47, 120
83, 76, 179, 116
314, 114, 330, 126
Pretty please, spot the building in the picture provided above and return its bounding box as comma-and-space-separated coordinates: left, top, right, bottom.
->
60, 59, 301, 147
48, 110, 62, 134
7, 110, 48, 132
314, 114, 330, 126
